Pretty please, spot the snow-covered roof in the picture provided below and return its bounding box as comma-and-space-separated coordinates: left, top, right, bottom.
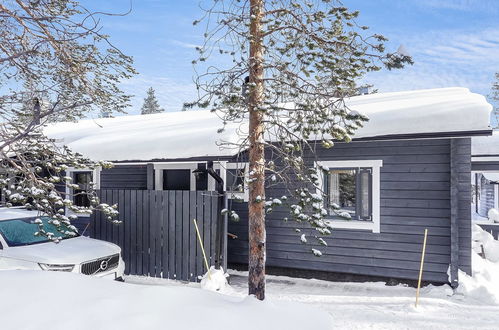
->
472, 130, 499, 156
44, 87, 492, 162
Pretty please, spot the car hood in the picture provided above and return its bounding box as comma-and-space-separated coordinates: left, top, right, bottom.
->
1, 237, 121, 264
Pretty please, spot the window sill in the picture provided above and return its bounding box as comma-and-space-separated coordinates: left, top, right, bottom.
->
326, 219, 380, 233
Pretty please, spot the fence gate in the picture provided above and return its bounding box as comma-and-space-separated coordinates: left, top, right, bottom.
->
90, 189, 225, 282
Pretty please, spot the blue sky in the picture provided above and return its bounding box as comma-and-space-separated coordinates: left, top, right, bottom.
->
85, 0, 499, 117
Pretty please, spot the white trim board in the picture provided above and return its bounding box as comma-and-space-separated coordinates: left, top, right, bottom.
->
315, 159, 383, 233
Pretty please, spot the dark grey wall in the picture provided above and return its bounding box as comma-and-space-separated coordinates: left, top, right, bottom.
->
228, 138, 472, 283
101, 165, 148, 190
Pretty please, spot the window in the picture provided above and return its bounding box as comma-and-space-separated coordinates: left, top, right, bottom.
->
324, 168, 372, 220
226, 168, 245, 193
154, 163, 198, 191
73, 171, 92, 207
163, 169, 191, 190
316, 160, 382, 233
225, 163, 248, 201
65, 167, 101, 216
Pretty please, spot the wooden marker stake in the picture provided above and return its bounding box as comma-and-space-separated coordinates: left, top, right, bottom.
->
415, 228, 428, 307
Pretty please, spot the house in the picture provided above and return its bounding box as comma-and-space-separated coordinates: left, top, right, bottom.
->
471, 131, 499, 238
44, 87, 492, 286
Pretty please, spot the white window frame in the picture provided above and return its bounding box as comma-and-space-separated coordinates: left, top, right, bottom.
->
315, 160, 382, 233
65, 167, 101, 218
154, 162, 198, 191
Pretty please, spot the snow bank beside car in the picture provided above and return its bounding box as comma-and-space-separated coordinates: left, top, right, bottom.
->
0, 270, 331, 330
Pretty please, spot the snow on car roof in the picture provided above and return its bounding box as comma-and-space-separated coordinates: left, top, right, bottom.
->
0, 208, 43, 221
44, 87, 492, 162
472, 130, 499, 156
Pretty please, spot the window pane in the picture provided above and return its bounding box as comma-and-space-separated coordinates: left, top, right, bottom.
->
328, 169, 356, 217
163, 169, 190, 190
226, 168, 245, 192
195, 165, 208, 191
73, 171, 92, 207
360, 170, 370, 219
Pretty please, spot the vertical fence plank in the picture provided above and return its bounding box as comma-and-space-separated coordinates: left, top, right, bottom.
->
161, 191, 169, 279
155, 191, 163, 277
203, 193, 212, 269
210, 193, 218, 268
123, 189, 131, 275
142, 190, 150, 275
189, 191, 197, 282
182, 191, 190, 281
149, 191, 157, 277
175, 191, 183, 281
196, 191, 205, 280
136, 190, 143, 275
112, 190, 119, 246
118, 190, 125, 262
130, 190, 137, 275
168, 191, 176, 279
106, 190, 114, 243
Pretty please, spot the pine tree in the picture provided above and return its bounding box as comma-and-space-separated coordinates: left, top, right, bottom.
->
141, 87, 165, 114
188, 0, 412, 300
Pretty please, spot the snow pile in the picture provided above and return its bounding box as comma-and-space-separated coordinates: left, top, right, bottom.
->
200, 266, 230, 293
472, 224, 499, 262
472, 130, 499, 156
0, 271, 331, 330
455, 225, 499, 304
44, 87, 491, 161
488, 208, 499, 223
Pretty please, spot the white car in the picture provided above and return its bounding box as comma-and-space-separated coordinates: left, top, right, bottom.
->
0, 207, 125, 280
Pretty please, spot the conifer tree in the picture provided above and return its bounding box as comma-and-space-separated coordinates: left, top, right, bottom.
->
141, 87, 165, 114
188, 0, 412, 300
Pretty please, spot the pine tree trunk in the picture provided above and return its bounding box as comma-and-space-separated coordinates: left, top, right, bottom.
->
248, 0, 266, 301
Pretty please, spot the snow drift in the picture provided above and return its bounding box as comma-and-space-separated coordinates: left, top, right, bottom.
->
0, 271, 331, 330
44, 87, 492, 161
456, 225, 499, 305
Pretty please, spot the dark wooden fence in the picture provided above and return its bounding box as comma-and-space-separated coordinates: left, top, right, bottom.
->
90, 189, 226, 282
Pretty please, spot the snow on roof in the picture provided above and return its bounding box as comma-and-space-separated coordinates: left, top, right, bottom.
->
44, 87, 492, 162
44, 110, 245, 161
472, 130, 499, 156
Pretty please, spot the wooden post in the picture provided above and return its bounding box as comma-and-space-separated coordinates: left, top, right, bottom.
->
415, 228, 428, 308
247, 0, 266, 301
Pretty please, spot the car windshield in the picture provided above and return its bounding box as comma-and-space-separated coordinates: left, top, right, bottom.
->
0, 216, 77, 247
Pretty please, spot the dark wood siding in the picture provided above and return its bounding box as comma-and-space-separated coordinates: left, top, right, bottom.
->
100, 165, 148, 190
228, 138, 471, 283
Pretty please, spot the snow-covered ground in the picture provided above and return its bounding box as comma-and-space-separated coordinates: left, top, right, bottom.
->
2, 225, 499, 330
126, 225, 499, 330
